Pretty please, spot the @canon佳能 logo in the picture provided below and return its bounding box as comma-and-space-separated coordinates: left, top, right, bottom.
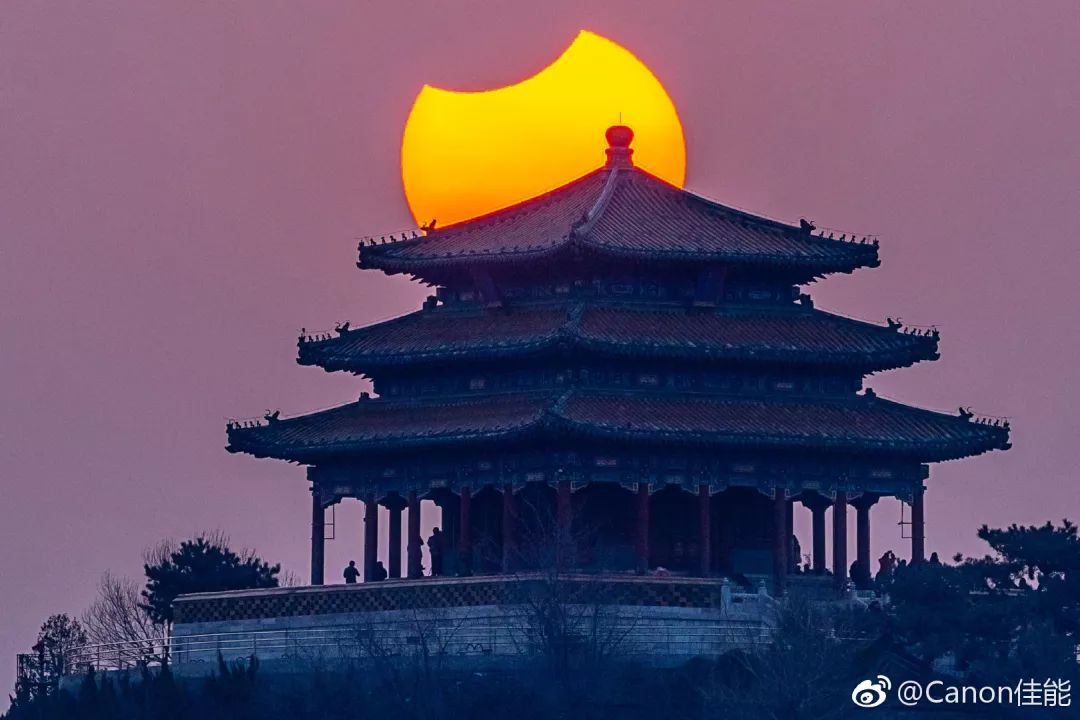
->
852, 676, 892, 708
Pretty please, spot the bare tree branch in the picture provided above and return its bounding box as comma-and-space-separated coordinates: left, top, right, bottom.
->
81, 571, 165, 648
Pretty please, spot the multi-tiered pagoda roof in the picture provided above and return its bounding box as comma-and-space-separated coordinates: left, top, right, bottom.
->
226, 124, 1008, 590
229, 126, 1007, 468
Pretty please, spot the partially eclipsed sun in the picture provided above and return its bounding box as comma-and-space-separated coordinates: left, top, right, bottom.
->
401, 30, 686, 227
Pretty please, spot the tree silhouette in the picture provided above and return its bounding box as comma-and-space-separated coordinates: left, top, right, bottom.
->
885, 519, 1080, 680
35, 614, 88, 679
141, 535, 280, 626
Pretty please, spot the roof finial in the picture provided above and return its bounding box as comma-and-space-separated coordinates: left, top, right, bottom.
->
605, 125, 634, 168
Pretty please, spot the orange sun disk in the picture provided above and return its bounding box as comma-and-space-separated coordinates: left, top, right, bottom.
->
401, 30, 686, 227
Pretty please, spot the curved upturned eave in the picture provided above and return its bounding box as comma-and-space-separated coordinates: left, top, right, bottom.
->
299, 337, 937, 376
226, 424, 540, 463
225, 392, 1009, 466
358, 229, 879, 277
296, 306, 940, 376
357, 164, 880, 279
553, 414, 1007, 463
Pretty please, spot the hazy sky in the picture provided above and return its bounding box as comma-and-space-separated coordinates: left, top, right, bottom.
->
2, 0, 1078, 694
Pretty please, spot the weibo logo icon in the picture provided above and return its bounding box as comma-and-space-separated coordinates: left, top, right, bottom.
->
851, 675, 891, 708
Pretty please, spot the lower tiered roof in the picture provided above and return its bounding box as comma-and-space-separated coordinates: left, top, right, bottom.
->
298, 304, 939, 374
226, 389, 1010, 464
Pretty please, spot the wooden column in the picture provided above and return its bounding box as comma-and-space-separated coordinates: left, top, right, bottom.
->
772, 490, 788, 595
635, 483, 650, 573
501, 484, 516, 573
407, 491, 422, 579
811, 503, 828, 574
438, 494, 458, 551
833, 491, 848, 588
459, 486, 472, 576
556, 479, 572, 568
786, 499, 795, 571
310, 492, 325, 586
363, 494, 379, 582
698, 484, 711, 576
853, 496, 877, 585
911, 487, 925, 564
386, 494, 404, 579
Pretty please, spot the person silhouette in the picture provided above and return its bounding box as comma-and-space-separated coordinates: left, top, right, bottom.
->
343, 560, 360, 584
428, 527, 444, 576
372, 560, 388, 581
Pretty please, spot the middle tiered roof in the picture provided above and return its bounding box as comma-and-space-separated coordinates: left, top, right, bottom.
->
299, 303, 939, 375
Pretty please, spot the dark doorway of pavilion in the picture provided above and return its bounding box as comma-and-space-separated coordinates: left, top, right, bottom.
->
712, 488, 773, 577
469, 486, 503, 575
574, 483, 636, 572
513, 481, 557, 571
649, 485, 700, 573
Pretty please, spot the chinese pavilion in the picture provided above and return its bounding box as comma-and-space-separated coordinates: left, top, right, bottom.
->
226, 126, 1010, 594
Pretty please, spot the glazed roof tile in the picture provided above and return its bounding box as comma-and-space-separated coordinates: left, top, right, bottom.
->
229, 394, 548, 458
226, 390, 1008, 464
298, 304, 938, 373
357, 166, 878, 277
557, 392, 1008, 460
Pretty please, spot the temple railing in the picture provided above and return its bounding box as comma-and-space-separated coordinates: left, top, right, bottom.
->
65, 638, 169, 675
171, 573, 777, 625
50, 577, 861, 677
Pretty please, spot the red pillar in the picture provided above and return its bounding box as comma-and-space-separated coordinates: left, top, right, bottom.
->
772, 490, 787, 595
310, 492, 324, 586
407, 491, 422, 579
786, 499, 795, 571
459, 486, 472, 576
387, 496, 403, 579
698, 484, 711, 577
855, 497, 875, 585
833, 491, 848, 588
635, 483, 650, 573
501, 484, 516, 573
911, 487, 925, 564
811, 503, 828, 574
363, 494, 379, 582
557, 479, 572, 569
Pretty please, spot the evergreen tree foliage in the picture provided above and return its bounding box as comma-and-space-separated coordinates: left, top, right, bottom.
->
884, 519, 1080, 680
36, 614, 88, 678
141, 536, 280, 626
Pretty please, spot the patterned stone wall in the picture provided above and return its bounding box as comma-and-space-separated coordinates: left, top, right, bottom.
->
170, 575, 776, 670
173, 574, 754, 625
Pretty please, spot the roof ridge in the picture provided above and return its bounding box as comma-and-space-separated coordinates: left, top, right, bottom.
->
562, 303, 586, 336
630, 166, 799, 234
571, 166, 621, 237
426, 166, 609, 235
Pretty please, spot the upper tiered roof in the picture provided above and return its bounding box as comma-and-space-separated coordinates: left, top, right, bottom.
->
358, 127, 878, 284
299, 304, 939, 375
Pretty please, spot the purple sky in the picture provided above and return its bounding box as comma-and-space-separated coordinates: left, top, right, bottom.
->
2, 1, 1078, 693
